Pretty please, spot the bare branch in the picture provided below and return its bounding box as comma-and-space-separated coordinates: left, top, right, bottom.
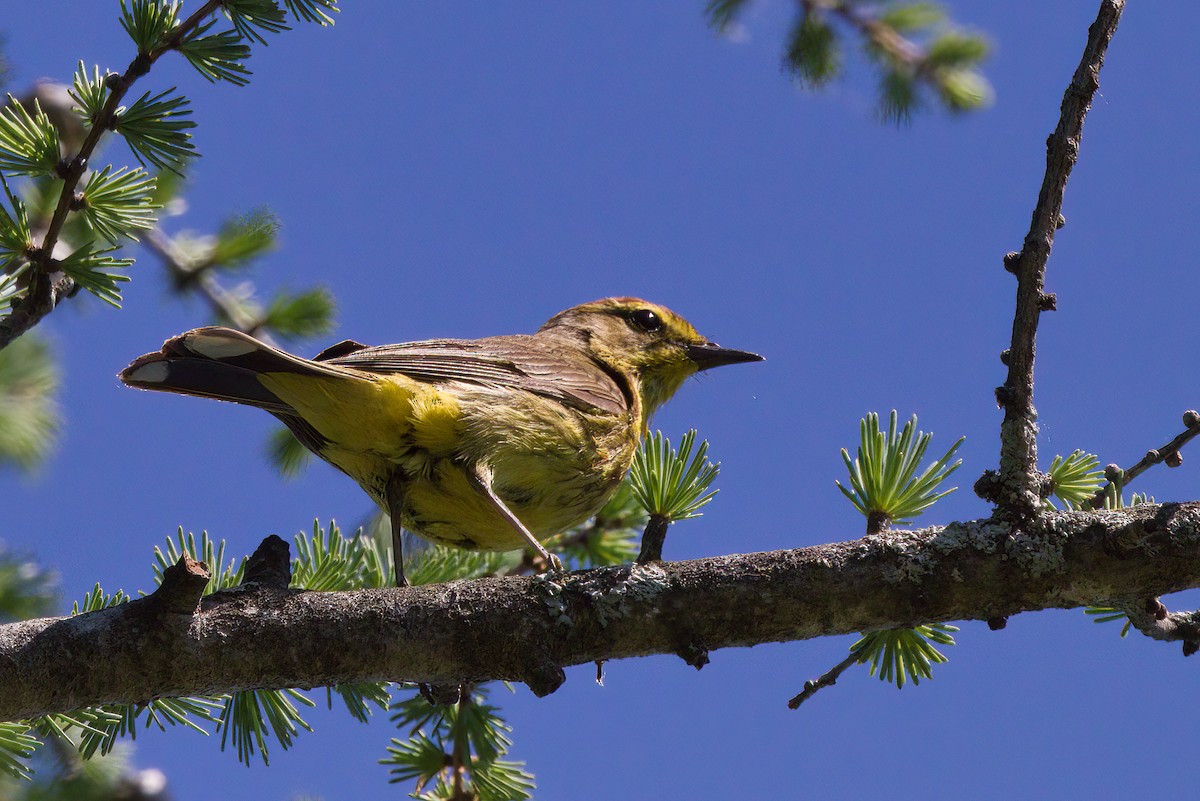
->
4, 501, 1200, 721
1122, 601, 1200, 655
1087, 410, 1200, 509
989, 0, 1124, 520
788, 650, 859, 709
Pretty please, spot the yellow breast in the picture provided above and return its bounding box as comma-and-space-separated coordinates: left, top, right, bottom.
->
263, 373, 638, 551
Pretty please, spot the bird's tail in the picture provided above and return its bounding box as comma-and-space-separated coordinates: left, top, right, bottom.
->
119, 326, 347, 414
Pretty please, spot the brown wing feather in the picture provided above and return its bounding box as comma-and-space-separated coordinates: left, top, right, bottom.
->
325, 335, 628, 415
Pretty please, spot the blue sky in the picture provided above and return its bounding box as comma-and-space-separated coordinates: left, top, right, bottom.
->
4, 2, 1199, 799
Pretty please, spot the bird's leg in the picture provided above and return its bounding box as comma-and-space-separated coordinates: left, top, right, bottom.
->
391, 514, 406, 587
384, 481, 407, 587
468, 466, 565, 575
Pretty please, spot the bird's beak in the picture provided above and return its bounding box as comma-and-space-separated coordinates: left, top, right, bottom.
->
685, 341, 764, 371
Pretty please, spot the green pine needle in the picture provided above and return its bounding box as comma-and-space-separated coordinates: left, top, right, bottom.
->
119, 0, 181, 54
33, 708, 125, 748
926, 31, 990, 68
152, 528, 245, 592
0, 95, 61, 177
783, 12, 842, 88
225, 0, 291, 45
72, 582, 131, 614
880, 69, 920, 124
385, 686, 533, 799
629, 429, 720, 521
56, 242, 133, 307
878, 2, 945, 32
210, 207, 278, 266
291, 519, 389, 591
75, 696, 222, 759
0, 335, 61, 472
403, 541, 512, 587
0, 722, 37, 780
471, 759, 537, 801
836, 411, 963, 527
114, 87, 197, 172
1045, 450, 1104, 510
266, 425, 313, 479
77, 165, 159, 243
70, 62, 113, 123
327, 682, 391, 724
0, 175, 31, 287
546, 482, 644, 569
139, 696, 223, 736
724, 0, 992, 121
179, 23, 254, 86
284, 0, 340, 26
704, 0, 753, 32
936, 68, 992, 112
384, 730, 448, 786
1103, 488, 1154, 510
851, 623, 958, 688
262, 286, 335, 339
0, 545, 58, 622
0, 266, 25, 317
456, 696, 514, 764
1085, 605, 1133, 637
218, 687, 314, 767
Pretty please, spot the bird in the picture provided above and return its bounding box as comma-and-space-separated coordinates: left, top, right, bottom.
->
120, 297, 762, 585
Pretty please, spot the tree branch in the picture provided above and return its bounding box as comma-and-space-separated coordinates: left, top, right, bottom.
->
4, 501, 1200, 721
1087, 410, 1200, 509
143, 226, 279, 343
988, 0, 1124, 520
788, 650, 859, 709
0, 0, 223, 351
1122, 601, 1200, 654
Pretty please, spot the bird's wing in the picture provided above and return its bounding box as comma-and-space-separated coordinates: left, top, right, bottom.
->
319, 335, 629, 416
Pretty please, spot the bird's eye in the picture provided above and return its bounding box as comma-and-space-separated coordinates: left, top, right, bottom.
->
628, 308, 663, 333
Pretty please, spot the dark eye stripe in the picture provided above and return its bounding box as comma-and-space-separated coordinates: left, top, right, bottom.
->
629, 308, 663, 333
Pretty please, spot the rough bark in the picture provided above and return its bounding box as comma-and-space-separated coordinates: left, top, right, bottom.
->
989, 0, 1125, 520
2, 501, 1197, 721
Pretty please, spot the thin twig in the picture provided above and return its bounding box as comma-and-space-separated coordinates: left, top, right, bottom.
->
789, 504, 885, 707
1120, 599, 1200, 655
788, 650, 860, 709
804, 0, 923, 66
636, 515, 670, 563
143, 226, 277, 343
798, 0, 981, 111
1086, 411, 1200, 509
990, 0, 1124, 520
0, 0, 223, 350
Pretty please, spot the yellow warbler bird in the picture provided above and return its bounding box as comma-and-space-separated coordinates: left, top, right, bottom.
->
120, 297, 761, 585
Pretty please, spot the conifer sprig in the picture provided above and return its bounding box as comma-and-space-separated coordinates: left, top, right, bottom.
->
56, 244, 133, 307
114, 87, 196, 171
77, 165, 158, 243
0, 723, 37, 780
836, 410, 963, 527
630, 430, 720, 522
178, 23, 253, 85
707, 0, 991, 122
0, 0, 340, 350
0, 175, 31, 274
0, 97, 60, 176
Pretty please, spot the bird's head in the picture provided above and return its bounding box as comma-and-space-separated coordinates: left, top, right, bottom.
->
540, 297, 762, 424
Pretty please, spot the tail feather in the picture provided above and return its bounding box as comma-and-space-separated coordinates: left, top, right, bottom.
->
119, 327, 350, 413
